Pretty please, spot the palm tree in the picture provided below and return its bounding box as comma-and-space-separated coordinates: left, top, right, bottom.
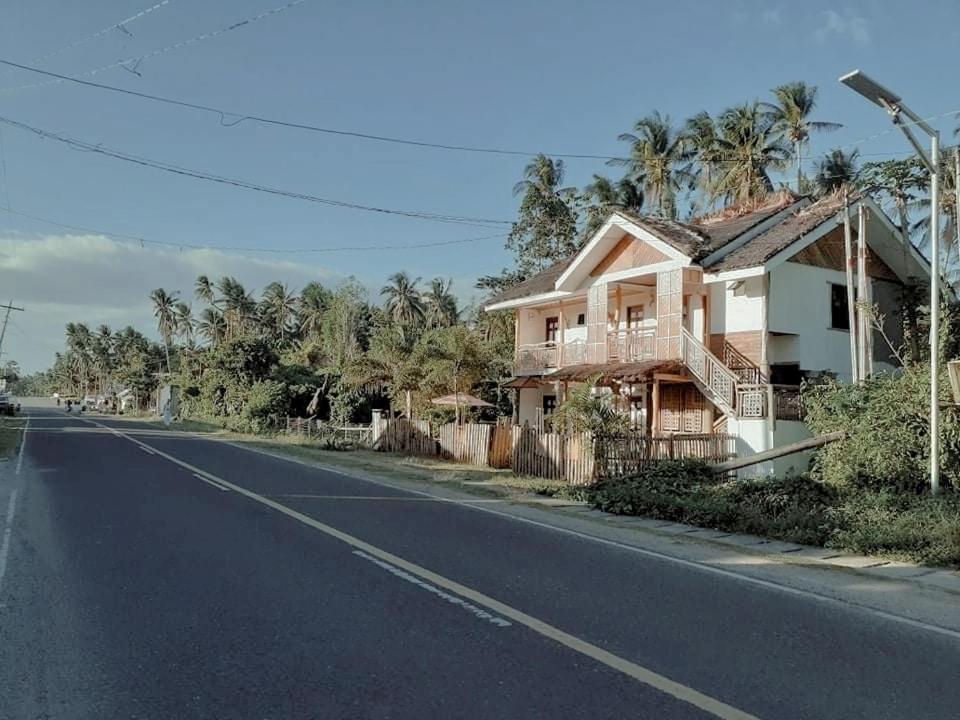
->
174, 302, 195, 343
259, 281, 300, 343
683, 111, 723, 211
611, 111, 693, 218
814, 149, 860, 195
149, 288, 179, 373
346, 323, 422, 418
217, 276, 256, 339
381, 271, 425, 332
711, 103, 793, 205
197, 307, 227, 346
509, 154, 580, 270
298, 281, 329, 340
767, 82, 842, 193
65, 322, 93, 396
91, 324, 114, 394
195, 275, 216, 305
423, 278, 459, 329
581, 175, 645, 236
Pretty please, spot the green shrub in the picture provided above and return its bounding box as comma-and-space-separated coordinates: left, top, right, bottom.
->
804, 367, 960, 493
831, 491, 960, 567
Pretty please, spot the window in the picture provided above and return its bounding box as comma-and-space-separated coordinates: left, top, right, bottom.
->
545, 316, 559, 342
542, 395, 557, 415
626, 305, 644, 328
770, 363, 803, 385
830, 284, 855, 330
576, 313, 585, 325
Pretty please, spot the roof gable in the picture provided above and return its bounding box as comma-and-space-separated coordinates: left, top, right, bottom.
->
588, 235, 671, 277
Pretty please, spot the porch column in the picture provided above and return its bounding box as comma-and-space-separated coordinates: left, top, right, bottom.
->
651, 379, 661, 435
586, 282, 609, 364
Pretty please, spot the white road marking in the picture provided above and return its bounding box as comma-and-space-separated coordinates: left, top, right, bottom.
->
139, 445, 156, 455
222, 439, 960, 644
15, 414, 29, 475
0, 488, 19, 595
85, 419, 761, 720
193, 472, 230, 492
353, 550, 512, 628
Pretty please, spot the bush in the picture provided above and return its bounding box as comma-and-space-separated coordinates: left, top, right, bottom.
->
830, 491, 960, 567
589, 467, 838, 546
804, 367, 960, 493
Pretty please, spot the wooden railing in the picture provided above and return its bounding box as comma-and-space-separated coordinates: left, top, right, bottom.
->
773, 385, 804, 421
736, 384, 768, 418
607, 327, 656, 363
595, 432, 737, 480
722, 341, 767, 384
680, 328, 738, 412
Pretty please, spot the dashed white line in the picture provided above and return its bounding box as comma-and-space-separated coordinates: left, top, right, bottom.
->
353, 549, 512, 628
193, 472, 230, 492
15, 415, 29, 475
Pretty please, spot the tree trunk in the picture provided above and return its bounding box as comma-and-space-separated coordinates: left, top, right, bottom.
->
405, 389, 412, 419
795, 141, 802, 194
163, 339, 172, 375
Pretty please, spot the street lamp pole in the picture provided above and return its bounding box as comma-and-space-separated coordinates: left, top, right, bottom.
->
839, 70, 941, 494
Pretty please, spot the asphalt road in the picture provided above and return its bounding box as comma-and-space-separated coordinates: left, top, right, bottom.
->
2, 404, 959, 720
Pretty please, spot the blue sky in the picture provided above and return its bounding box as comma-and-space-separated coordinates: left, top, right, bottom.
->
2, 0, 959, 371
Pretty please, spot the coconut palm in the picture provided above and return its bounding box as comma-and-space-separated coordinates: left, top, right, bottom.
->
65, 322, 93, 396
174, 302, 195, 343
423, 278, 459, 329
611, 111, 694, 218
149, 288, 179, 373
195, 275, 216, 305
509, 154, 580, 270
217, 276, 256, 339
711, 103, 793, 205
381, 271, 425, 332
298, 281, 329, 340
259, 281, 300, 343
683, 111, 724, 211
767, 82, 842, 192
581, 175, 645, 236
197, 307, 227, 346
814, 149, 860, 195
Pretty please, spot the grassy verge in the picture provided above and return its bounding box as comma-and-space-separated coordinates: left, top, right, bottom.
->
0, 417, 24, 459
588, 461, 960, 568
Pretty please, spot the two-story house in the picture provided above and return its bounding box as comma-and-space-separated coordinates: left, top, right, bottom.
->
484, 192, 930, 474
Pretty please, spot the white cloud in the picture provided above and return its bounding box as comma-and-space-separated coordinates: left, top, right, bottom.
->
0, 234, 344, 372
814, 9, 871, 46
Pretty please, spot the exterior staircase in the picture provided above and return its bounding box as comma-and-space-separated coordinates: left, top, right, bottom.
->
679, 328, 768, 419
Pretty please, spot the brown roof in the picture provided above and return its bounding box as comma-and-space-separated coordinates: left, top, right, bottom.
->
704, 194, 847, 272
615, 211, 714, 258
693, 203, 798, 252
550, 360, 684, 383
484, 257, 573, 306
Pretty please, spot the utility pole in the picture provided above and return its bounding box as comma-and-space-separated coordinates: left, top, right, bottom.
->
0, 299, 25, 364
842, 191, 858, 383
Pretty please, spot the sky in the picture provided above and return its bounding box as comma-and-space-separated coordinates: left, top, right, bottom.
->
1, 0, 959, 372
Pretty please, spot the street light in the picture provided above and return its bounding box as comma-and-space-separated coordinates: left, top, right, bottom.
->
839, 69, 941, 494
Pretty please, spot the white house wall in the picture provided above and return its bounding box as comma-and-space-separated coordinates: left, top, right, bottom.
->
768, 262, 862, 380
708, 276, 764, 334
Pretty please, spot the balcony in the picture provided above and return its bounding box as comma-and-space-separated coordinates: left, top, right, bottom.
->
606, 327, 656, 363
514, 340, 586, 375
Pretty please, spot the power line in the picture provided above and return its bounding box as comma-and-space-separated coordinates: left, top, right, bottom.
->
0, 0, 309, 92
0, 114, 511, 227
0, 204, 508, 254
20, 0, 177, 69
0, 57, 946, 164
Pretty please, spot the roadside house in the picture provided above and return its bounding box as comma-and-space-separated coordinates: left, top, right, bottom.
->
484, 192, 930, 475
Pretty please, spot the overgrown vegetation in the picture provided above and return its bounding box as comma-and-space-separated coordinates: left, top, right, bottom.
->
584, 461, 960, 567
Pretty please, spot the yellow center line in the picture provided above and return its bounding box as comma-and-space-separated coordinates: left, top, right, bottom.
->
83, 418, 761, 720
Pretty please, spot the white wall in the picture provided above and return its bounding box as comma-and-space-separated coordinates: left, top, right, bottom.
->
708, 276, 764, 334
727, 417, 814, 478
516, 302, 588, 346
518, 386, 545, 425
767, 262, 861, 380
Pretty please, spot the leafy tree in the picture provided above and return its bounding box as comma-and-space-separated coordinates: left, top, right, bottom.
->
507, 154, 580, 274
610, 112, 692, 219
767, 82, 841, 192
415, 325, 490, 424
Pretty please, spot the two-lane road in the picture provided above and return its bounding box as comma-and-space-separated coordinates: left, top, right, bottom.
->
2, 405, 959, 719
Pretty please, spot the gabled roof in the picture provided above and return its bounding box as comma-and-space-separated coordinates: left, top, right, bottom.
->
703, 193, 848, 272
483, 192, 921, 309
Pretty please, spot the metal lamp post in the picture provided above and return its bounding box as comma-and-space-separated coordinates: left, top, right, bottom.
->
839, 69, 941, 494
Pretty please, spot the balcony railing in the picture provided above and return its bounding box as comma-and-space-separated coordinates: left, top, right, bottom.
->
514, 340, 586, 375
607, 327, 656, 363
